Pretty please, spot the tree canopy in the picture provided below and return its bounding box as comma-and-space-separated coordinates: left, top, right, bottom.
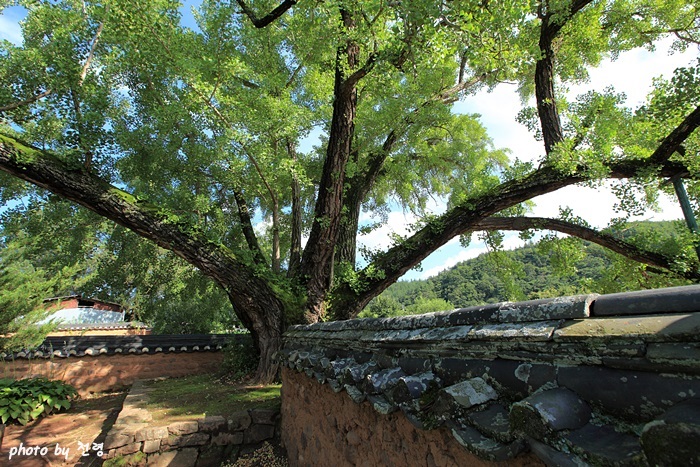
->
1, 0, 700, 381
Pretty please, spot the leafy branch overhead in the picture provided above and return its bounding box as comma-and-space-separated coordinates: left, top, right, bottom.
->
1, 0, 700, 382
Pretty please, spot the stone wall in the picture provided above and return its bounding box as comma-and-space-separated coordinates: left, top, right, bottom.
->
0, 352, 224, 396
0, 334, 241, 395
279, 285, 700, 466
103, 381, 280, 466
282, 368, 542, 467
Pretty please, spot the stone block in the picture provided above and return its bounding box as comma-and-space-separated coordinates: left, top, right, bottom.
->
134, 426, 169, 442
558, 365, 700, 422
345, 384, 366, 403
641, 399, 700, 466
154, 448, 199, 467
527, 437, 584, 467
386, 371, 441, 404
228, 411, 252, 431
510, 388, 591, 441
198, 415, 226, 432
212, 431, 244, 446
168, 421, 200, 435
142, 439, 161, 454
367, 395, 397, 415
177, 432, 210, 447
104, 432, 134, 450
116, 442, 142, 456
250, 408, 279, 425
467, 403, 514, 443
451, 425, 525, 461
195, 445, 226, 467
244, 423, 276, 444
566, 423, 643, 466
442, 377, 498, 409
363, 367, 406, 395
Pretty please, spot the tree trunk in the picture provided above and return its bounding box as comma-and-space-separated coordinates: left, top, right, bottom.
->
300, 9, 364, 322
288, 141, 302, 277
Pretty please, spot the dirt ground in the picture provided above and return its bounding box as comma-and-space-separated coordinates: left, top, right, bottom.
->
1, 391, 126, 467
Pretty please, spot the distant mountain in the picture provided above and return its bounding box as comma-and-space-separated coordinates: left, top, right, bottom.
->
359, 220, 695, 318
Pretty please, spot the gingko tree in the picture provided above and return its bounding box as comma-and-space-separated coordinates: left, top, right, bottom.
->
1, 0, 700, 381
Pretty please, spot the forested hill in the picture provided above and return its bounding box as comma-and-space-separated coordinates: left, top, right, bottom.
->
360, 220, 696, 318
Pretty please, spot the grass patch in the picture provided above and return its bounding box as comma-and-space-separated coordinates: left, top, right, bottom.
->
140, 374, 281, 423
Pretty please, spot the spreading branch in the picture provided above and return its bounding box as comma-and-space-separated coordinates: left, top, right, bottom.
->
330, 103, 700, 317
0, 89, 53, 113
473, 216, 699, 280
0, 134, 284, 343
235, 0, 297, 28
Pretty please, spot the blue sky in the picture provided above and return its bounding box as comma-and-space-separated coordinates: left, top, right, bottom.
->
1, 4, 697, 281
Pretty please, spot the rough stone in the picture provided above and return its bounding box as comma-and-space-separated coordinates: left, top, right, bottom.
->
364, 367, 406, 395
641, 399, 700, 466
345, 384, 366, 403
244, 423, 276, 444
367, 394, 397, 415
511, 388, 591, 440
451, 425, 525, 461
196, 445, 226, 467
212, 431, 244, 445
134, 426, 169, 442
558, 365, 700, 422
104, 432, 133, 450
467, 403, 514, 443
156, 448, 199, 467
228, 411, 252, 431
168, 421, 200, 435
115, 441, 142, 456
346, 430, 362, 446
527, 437, 585, 467
198, 415, 226, 432
250, 408, 279, 425
442, 377, 498, 409
142, 439, 161, 454
174, 432, 210, 447
386, 371, 441, 404
566, 423, 643, 466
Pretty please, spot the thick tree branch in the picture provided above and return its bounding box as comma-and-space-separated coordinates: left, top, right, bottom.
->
536, 0, 595, 154
0, 134, 284, 350
0, 89, 53, 113
235, 0, 296, 28
233, 190, 268, 266
330, 103, 700, 318
473, 216, 699, 280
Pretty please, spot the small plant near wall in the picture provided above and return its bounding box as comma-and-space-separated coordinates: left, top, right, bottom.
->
0, 377, 77, 425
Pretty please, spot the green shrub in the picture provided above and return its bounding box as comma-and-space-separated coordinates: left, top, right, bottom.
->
0, 377, 77, 425
221, 338, 258, 380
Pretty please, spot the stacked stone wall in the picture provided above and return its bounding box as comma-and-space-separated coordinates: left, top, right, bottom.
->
103, 381, 279, 466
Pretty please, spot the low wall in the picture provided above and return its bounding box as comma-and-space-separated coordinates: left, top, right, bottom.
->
0, 352, 224, 395
103, 381, 279, 465
282, 368, 541, 466
0, 334, 243, 395
279, 285, 700, 466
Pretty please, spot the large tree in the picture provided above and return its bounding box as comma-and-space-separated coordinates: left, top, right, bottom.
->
1, 0, 700, 381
